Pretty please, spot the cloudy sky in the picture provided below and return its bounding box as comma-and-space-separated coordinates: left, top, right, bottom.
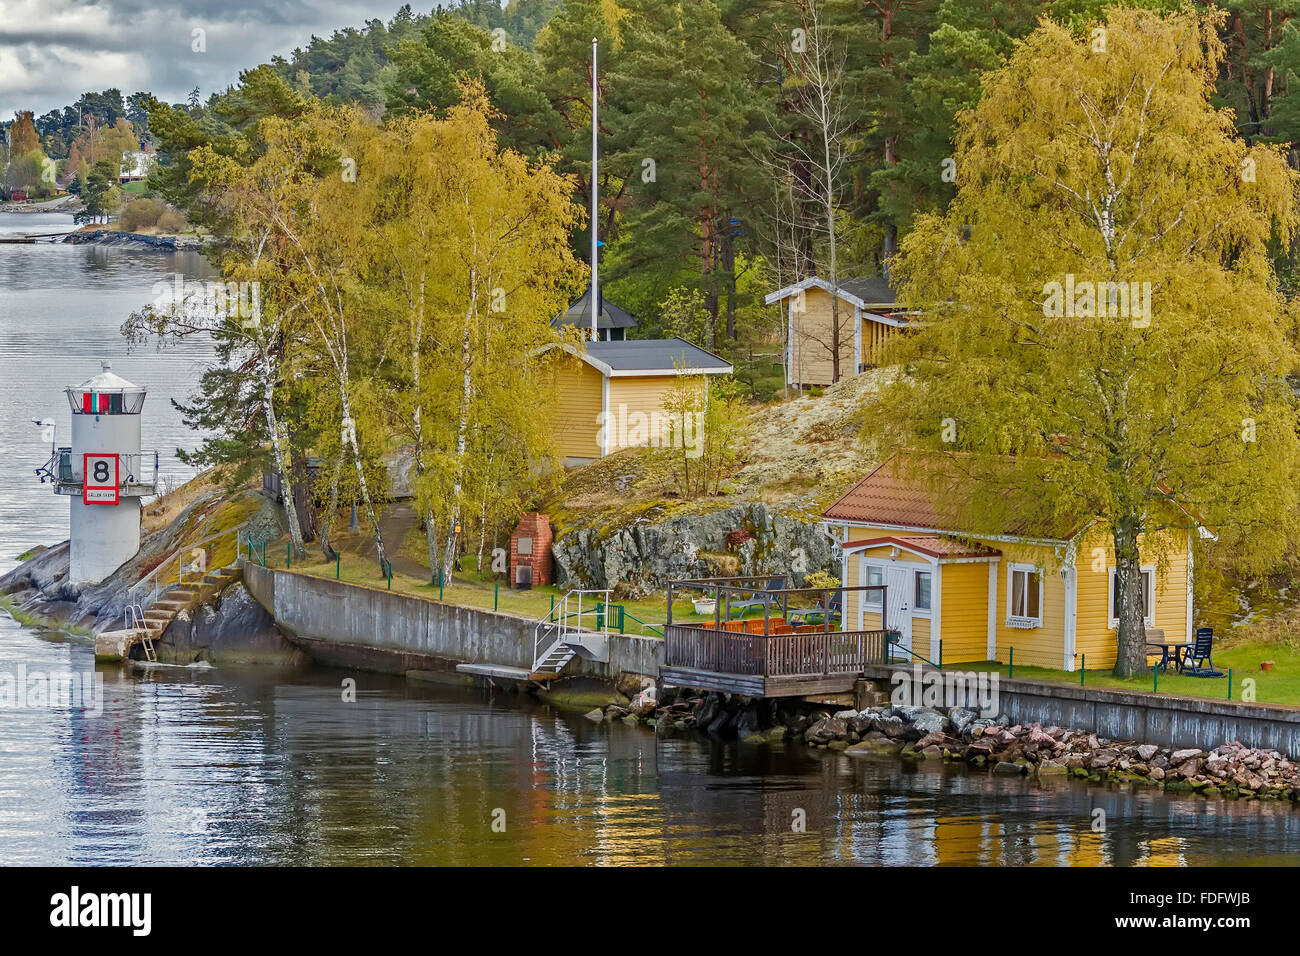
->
0, 0, 409, 118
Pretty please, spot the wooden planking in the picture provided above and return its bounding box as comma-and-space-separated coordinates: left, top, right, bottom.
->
658, 667, 859, 698
787, 288, 856, 386
662, 623, 887, 698
552, 358, 604, 459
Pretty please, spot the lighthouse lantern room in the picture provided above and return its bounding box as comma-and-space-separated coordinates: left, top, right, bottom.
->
53, 362, 157, 585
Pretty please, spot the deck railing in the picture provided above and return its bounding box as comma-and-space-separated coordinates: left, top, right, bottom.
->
664, 623, 889, 678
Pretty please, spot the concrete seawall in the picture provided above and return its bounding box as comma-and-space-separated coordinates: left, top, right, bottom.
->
862, 664, 1300, 755
242, 562, 663, 681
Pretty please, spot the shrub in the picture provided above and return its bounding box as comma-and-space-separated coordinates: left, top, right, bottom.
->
118, 197, 165, 232
155, 207, 188, 234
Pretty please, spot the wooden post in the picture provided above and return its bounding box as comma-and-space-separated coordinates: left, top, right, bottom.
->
666, 582, 673, 626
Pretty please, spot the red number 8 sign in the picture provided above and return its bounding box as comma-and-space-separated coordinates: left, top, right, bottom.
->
83, 453, 120, 505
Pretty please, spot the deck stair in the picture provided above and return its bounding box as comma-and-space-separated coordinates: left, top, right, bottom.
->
529, 589, 613, 677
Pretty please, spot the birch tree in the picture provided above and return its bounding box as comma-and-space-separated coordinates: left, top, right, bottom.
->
863, 7, 1300, 677
762, 0, 856, 382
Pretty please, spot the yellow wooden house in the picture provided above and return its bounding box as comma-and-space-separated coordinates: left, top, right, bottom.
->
765, 276, 907, 387
822, 453, 1197, 671
544, 338, 733, 466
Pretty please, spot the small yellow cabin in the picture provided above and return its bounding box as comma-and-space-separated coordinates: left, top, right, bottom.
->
765, 276, 908, 387
544, 338, 733, 466
822, 454, 1196, 671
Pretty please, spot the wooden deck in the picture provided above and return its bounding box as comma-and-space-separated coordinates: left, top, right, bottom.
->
660, 623, 890, 698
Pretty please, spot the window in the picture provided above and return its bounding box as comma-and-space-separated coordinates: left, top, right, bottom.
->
1007, 565, 1043, 627
1109, 567, 1155, 628
864, 565, 883, 607
914, 570, 932, 611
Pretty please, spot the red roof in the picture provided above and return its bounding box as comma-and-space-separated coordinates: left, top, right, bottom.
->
824, 452, 1084, 541
842, 534, 1001, 559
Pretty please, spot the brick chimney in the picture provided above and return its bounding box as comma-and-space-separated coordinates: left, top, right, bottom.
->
510, 513, 553, 589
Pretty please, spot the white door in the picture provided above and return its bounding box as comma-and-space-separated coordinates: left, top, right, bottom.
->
885, 565, 912, 653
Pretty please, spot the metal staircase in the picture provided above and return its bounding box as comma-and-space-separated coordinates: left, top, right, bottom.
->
532, 589, 613, 676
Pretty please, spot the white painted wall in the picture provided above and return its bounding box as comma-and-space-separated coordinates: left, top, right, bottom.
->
70, 496, 141, 584
68, 400, 145, 584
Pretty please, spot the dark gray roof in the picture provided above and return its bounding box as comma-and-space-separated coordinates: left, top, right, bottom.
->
583, 338, 732, 374
838, 277, 895, 307
553, 288, 640, 330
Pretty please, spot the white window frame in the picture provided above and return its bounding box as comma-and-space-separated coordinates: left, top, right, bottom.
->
1006, 563, 1044, 629
1108, 566, 1156, 629
863, 563, 884, 608
913, 569, 933, 616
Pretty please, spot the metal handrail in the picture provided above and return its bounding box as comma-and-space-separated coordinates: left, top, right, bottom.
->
533, 589, 612, 670
885, 630, 939, 668
53, 447, 160, 488
128, 522, 249, 609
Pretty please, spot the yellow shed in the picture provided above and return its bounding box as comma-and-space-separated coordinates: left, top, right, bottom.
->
823, 454, 1197, 672
765, 276, 909, 387
544, 338, 734, 466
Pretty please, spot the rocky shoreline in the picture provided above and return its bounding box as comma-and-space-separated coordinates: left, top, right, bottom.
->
62, 230, 207, 251
589, 689, 1300, 804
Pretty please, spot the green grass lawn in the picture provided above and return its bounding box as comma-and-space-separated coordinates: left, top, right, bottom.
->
283, 550, 722, 637
252, 540, 1300, 708
947, 642, 1300, 708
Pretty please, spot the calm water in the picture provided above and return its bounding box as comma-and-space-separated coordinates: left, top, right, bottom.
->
3, 213, 1300, 866
0, 212, 215, 574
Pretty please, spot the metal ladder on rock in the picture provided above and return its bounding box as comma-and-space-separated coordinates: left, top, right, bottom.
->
124, 604, 156, 663
532, 589, 613, 675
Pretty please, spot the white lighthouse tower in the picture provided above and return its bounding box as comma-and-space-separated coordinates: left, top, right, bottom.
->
53, 362, 156, 585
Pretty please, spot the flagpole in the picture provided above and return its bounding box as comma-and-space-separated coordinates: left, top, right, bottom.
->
590, 36, 599, 341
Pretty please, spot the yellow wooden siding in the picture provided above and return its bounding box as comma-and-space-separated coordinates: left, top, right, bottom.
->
606, 375, 705, 454
992, 549, 1067, 669
553, 360, 603, 460
788, 288, 856, 386
837, 521, 1192, 671
912, 617, 931, 649
862, 316, 900, 366
938, 562, 991, 663
1074, 527, 1191, 670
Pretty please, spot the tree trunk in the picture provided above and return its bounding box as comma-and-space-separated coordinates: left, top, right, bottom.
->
317, 451, 343, 561
260, 348, 306, 559
1112, 519, 1148, 678
442, 305, 475, 584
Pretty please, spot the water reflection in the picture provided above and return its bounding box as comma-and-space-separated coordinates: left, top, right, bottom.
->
2, 609, 1299, 866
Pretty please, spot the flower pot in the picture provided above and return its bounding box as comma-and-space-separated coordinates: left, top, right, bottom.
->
1261, 661, 1275, 671
692, 598, 717, 615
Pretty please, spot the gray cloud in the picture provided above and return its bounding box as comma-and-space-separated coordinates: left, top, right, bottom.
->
0, 0, 406, 118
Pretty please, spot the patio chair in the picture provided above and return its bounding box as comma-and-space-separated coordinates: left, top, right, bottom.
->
725, 576, 786, 619
1181, 628, 1225, 678
789, 589, 843, 626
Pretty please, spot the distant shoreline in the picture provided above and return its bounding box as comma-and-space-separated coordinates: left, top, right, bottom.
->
0, 196, 82, 214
